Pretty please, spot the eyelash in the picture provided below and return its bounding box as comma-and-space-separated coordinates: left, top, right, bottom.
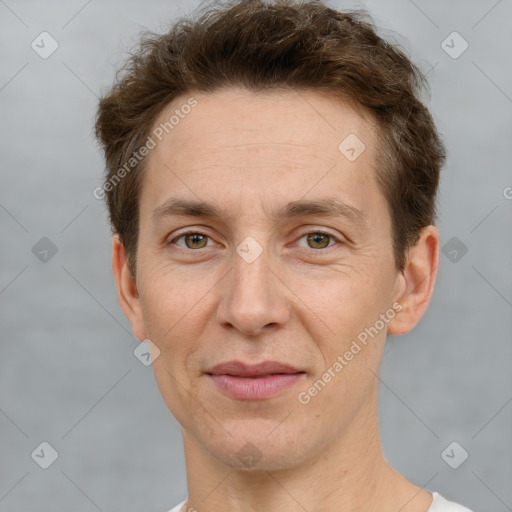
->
167, 229, 343, 252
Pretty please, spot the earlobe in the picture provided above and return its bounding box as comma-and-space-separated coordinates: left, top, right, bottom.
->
111, 234, 147, 341
387, 225, 440, 336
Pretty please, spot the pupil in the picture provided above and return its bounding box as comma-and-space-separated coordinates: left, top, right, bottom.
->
309, 233, 328, 248
188, 234, 205, 248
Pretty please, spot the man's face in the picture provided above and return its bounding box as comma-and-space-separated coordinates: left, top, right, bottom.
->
129, 88, 406, 470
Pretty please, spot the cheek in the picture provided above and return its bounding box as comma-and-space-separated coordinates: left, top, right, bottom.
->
291, 264, 390, 404
294, 264, 385, 339
139, 271, 207, 426
138, 262, 208, 335
137, 261, 219, 365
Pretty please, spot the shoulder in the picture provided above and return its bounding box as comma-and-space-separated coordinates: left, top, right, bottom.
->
165, 494, 476, 512
165, 499, 188, 512
428, 491, 475, 512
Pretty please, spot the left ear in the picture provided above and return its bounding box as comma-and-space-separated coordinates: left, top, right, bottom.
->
387, 225, 440, 335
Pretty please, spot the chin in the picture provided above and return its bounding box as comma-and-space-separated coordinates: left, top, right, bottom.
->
202, 423, 314, 472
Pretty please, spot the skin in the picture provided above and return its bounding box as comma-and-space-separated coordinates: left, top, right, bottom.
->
112, 87, 439, 512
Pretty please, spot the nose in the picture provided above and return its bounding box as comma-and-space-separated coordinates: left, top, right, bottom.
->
216, 242, 291, 336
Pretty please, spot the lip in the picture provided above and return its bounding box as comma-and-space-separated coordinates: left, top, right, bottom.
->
206, 360, 303, 377
206, 360, 306, 400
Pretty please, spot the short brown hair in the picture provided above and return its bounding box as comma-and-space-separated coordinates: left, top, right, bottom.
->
94, 0, 446, 278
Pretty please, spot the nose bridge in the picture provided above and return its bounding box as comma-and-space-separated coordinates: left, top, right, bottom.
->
235, 235, 273, 295
216, 234, 289, 335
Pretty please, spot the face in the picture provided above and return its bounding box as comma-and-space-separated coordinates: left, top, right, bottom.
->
114, 87, 432, 471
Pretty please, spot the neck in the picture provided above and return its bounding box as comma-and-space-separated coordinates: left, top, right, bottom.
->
180, 382, 432, 512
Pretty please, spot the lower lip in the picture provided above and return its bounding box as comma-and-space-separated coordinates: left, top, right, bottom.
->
208, 373, 306, 400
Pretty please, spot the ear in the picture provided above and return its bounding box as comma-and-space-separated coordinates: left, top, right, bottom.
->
111, 234, 147, 341
387, 225, 440, 335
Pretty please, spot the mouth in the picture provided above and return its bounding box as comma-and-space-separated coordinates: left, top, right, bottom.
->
206, 360, 304, 377
205, 360, 307, 399
217, 373, 305, 378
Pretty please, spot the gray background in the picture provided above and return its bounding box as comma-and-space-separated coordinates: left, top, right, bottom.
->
0, 0, 511, 511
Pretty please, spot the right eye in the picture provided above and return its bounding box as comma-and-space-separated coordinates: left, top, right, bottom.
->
168, 231, 214, 250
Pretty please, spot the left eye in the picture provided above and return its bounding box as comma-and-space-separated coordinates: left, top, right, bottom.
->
296, 231, 339, 250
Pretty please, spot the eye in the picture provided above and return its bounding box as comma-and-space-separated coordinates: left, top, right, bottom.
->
167, 229, 343, 252
169, 231, 213, 250
296, 230, 341, 250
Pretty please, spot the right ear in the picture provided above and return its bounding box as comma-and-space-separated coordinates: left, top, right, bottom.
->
111, 234, 147, 341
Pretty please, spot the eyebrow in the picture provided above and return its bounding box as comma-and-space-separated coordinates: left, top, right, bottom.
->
151, 196, 367, 227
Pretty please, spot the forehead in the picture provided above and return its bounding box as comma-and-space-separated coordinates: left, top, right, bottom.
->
151, 87, 375, 160
140, 88, 385, 226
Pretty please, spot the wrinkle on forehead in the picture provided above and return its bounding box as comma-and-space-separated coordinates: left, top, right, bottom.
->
141, 88, 383, 229
163, 143, 340, 175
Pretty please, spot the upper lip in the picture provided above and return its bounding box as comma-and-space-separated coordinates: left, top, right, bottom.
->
206, 360, 304, 377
